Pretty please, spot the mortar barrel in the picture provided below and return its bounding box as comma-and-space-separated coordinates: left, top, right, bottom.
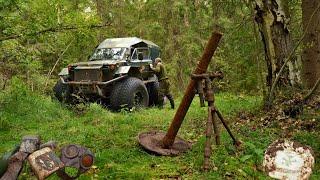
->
162, 31, 223, 148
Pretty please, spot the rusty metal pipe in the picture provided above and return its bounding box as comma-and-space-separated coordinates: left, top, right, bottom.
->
215, 109, 241, 146
211, 108, 220, 145
162, 32, 223, 148
197, 81, 205, 107
203, 106, 214, 171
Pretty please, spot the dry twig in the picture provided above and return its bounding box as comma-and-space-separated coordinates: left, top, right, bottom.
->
44, 39, 74, 89
304, 77, 320, 102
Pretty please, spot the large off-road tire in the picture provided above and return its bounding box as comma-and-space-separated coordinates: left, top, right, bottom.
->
53, 79, 72, 103
110, 77, 149, 110
147, 81, 160, 106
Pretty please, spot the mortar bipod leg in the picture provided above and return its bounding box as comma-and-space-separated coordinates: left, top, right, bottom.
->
203, 106, 214, 171
196, 81, 205, 107
211, 107, 220, 145
215, 108, 241, 146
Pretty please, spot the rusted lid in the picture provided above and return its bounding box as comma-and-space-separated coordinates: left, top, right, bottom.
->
263, 139, 315, 180
138, 131, 191, 156
63, 145, 79, 159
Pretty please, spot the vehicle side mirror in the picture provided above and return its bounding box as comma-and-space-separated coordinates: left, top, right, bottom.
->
138, 52, 143, 60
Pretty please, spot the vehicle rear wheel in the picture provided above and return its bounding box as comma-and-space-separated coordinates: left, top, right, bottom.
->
53, 78, 72, 103
110, 77, 149, 110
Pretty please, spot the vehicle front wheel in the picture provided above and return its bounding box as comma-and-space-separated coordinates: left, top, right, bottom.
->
53, 78, 72, 103
110, 77, 149, 110
53, 79, 72, 103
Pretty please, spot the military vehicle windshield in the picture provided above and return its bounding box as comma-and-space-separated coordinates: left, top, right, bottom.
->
90, 48, 126, 61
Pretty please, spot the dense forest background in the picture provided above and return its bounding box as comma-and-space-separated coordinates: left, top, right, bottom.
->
0, 0, 308, 96
0, 0, 319, 179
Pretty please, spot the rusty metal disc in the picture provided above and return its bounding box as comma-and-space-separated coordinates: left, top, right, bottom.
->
64, 145, 79, 159
138, 131, 191, 156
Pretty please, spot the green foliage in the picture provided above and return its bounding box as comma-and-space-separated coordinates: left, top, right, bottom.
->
243, 142, 265, 164
64, 167, 79, 177
0, 117, 10, 131
0, 77, 72, 127
0, 0, 281, 94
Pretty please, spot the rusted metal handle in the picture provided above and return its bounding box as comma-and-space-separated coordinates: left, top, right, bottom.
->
162, 32, 223, 148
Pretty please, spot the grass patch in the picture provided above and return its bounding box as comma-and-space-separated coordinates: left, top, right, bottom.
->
0, 82, 318, 179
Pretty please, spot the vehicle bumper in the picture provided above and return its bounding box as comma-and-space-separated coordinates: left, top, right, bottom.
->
60, 75, 127, 86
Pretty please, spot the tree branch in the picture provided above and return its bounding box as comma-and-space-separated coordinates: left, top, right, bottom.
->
0, 23, 112, 42
303, 77, 320, 102
44, 39, 74, 89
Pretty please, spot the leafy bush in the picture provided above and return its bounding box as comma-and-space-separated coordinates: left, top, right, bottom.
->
0, 77, 71, 123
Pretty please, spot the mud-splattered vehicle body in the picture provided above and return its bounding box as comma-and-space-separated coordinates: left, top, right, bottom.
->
54, 37, 160, 110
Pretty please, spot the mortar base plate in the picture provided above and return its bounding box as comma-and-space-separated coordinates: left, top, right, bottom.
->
138, 131, 191, 156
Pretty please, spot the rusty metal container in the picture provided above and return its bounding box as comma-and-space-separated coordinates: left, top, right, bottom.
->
28, 147, 64, 180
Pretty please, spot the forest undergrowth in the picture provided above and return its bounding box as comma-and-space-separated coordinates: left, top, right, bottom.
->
0, 79, 319, 179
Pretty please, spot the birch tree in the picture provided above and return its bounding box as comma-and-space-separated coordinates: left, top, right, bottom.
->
254, 0, 301, 91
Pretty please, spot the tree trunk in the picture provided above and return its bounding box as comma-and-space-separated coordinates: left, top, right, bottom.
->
254, 0, 300, 90
301, 0, 320, 90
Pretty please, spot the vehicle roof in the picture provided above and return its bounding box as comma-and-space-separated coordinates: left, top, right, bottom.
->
97, 37, 160, 49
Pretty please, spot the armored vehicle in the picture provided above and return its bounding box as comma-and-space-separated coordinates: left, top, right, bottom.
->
54, 37, 161, 110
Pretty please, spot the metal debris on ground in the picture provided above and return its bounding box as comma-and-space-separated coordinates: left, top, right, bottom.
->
57, 144, 95, 179
263, 139, 315, 180
19, 135, 40, 154
28, 147, 64, 179
1, 135, 40, 180
0, 136, 95, 180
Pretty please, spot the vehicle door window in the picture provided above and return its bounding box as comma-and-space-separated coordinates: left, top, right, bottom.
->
131, 48, 150, 60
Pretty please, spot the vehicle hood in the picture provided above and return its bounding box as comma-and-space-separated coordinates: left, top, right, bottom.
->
70, 60, 119, 66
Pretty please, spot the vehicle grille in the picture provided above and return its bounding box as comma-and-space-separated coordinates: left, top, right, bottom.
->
74, 68, 102, 82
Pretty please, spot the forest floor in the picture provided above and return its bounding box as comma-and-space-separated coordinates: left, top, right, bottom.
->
0, 85, 319, 179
